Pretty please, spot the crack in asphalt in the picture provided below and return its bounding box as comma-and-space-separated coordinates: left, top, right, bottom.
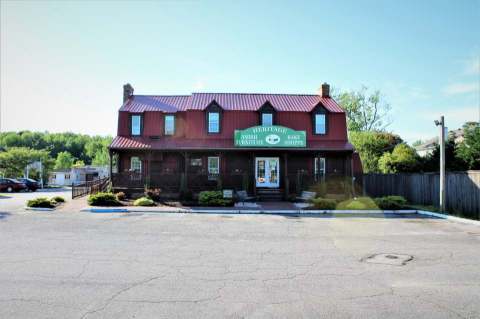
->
79, 275, 162, 319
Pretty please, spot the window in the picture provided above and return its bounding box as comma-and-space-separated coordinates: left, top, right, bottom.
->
190, 158, 202, 166
164, 115, 175, 135
261, 113, 273, 126
130, 157, 142, 172
314, 157, 326, 181
208, 112, 220, 133
65, 174, 71, 180
315, 114, 326, 134
131, 115, 142, 136
208, 157, 219, 175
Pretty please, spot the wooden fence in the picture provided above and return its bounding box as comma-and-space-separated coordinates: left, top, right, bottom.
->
363, 171, 480, 219
72, 177, 109, 199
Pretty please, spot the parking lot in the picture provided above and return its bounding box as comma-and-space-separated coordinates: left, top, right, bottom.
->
0, 188, 72, 212
0, 208, 479, 318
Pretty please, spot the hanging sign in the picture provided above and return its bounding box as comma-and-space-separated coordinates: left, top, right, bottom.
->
234, 125, 306, 148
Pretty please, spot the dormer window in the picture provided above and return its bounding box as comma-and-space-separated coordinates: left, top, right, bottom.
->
208, 112, 220, 133
164, 114, 175, 135
259, 102, 275, 126
261, 113, 273, 126
206, 101, 222, 134
312, 104, 327, 135
131, 114, 142, 136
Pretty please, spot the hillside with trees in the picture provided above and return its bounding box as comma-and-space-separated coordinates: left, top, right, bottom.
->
0, 131, 112, 180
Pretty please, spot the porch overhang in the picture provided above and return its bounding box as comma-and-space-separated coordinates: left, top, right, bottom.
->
109, 136, 355, 152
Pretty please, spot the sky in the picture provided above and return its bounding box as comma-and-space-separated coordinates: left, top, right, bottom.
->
1, 0, 479, 143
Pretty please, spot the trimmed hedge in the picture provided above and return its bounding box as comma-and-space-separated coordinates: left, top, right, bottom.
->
374, 196, 407, 210
310, 198, 337, 210
51, 196, 65, 203
27, 197, 55, 208
145, 188, 162, 201
115, 192, 126, 201
198, 191, 233, 207
87, 192, 122, 206
133, 197, 155, 206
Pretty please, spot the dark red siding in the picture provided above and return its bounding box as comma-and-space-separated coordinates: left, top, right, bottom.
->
119, 109, 348, 144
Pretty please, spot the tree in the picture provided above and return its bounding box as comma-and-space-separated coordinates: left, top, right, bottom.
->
85, 136, 112, 166
420, 139, 468, 172
73, 160, 85, 168
456, 122, 480, 169
349, 131, 402, 173
378, 144, 419, 173
0, 147, 51, 178
54, 151, 75, 170
335, 86, 392, 132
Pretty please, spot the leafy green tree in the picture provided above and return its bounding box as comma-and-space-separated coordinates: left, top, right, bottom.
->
420, 138, 468, 172
54, 151, 75, 170
85, 136, 112, 166
335, 86, 392, 132
73, 160, 86, 167
456, 122, 480, 169
349, 131, 402, 173
378, 144, 419, 173
0, 147, 51, 178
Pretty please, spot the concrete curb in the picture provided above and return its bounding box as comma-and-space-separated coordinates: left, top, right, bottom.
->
25, 207, 55, 212
81, 207, 417, 215
79, 207, 480, 225
417, 210, 480, 226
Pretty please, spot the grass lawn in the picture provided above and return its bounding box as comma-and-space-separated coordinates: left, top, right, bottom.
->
336, 197, 380, 210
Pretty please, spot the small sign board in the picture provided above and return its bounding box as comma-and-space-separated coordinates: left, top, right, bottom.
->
234, 125, 306, 148
223, 189, 233, 198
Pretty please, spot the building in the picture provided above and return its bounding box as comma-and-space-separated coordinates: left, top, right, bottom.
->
49, 166, 109, 186
414, 127, 467, 157
109, 83, 362, 199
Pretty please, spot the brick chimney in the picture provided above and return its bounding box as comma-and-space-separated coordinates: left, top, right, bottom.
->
123, 83, 134, 103
319, 82, 330, 98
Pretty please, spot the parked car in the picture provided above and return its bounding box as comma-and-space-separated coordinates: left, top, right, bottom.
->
17, 178, 40, 192
0, 178, 28, 193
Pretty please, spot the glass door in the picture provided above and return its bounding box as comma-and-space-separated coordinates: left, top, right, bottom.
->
255, 157, 280, 188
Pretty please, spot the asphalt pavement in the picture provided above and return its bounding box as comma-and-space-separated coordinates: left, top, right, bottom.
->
0, 208, 479, 318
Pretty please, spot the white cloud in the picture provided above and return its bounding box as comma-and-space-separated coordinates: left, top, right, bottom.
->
193, 80, 207, 91
443, 82, 479, 95
465, 56, 480, 75
419, 106, 479, 124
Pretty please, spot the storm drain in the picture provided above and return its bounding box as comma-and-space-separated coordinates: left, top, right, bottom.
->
361, 253, 413, 266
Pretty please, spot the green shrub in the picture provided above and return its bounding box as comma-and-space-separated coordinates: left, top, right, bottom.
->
133, 197, 155, 206
51, 196, 65, 203
27, 197, 55, 208
87, 192, 122, 206
115, 192, 126, 201
374, 196, 407, 210
145, 188, 162, 201
310, 198, 337, 210
198, 191, 233, 206
337, 197, 379, 210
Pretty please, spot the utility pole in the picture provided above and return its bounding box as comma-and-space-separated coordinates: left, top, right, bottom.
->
435, 116, 446, 212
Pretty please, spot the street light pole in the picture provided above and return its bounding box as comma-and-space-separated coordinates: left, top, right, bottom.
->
435, 116, 446, 212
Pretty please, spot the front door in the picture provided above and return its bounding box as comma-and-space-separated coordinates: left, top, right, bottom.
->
255, 157, 280, 188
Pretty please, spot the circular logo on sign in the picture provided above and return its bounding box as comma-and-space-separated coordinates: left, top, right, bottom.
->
265, 134, 281, 145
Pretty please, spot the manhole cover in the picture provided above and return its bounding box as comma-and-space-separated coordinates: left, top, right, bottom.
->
361, 253, 413, 266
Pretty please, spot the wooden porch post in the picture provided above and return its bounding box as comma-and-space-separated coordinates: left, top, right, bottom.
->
283, 153, 289, 200
109, 150, 113, 182
183, 151, 189, 192
251, 152, 256, 196
146, 151, 152, 189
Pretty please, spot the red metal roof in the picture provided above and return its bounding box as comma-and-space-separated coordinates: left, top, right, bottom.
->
110, 136, 353, 151
120, 93, 344, 113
